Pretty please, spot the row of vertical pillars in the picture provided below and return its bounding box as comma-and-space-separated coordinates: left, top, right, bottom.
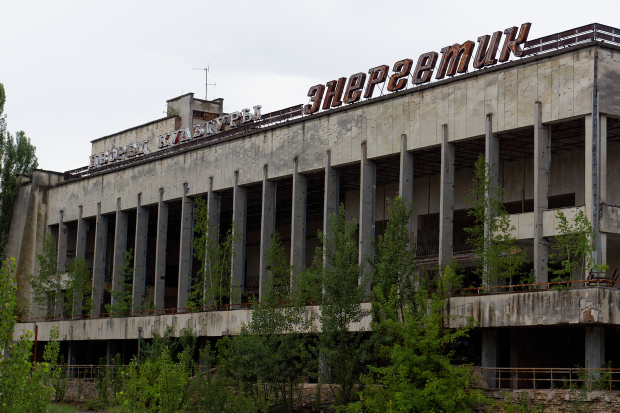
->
53, 106, 607, 315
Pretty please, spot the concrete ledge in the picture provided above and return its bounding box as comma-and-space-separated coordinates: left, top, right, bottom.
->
447, 287, 620, 328
13, 303, 373, 342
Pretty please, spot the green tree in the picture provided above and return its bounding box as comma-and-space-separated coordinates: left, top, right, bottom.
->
64, 256, 93, 317
189, 197, 240, 308
29, 234, 63, 318
309, 204, 369, 405
465, 154, 526, 286
106, 250, 134, 316
220, 233, 316, 412
0, 258, 60, 411
354, 266, 484, 412
0, 83, 38, 257
549, 209, 606, 283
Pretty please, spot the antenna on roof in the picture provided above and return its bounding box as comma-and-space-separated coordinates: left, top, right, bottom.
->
193, 66, 216, 101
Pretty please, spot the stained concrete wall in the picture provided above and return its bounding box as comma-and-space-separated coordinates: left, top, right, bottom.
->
47, 46, 608, 226
90, 117, 178, 156
447, 287, 620, 329
15, 286, 620, 341
13, 302, 373, 342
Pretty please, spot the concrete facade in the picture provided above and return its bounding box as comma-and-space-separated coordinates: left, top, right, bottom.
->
7, 33, 620, 377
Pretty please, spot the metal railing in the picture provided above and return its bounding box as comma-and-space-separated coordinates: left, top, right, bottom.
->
480, 367, 620, 390
523, 23, 620, 57
449, 278, 616, 296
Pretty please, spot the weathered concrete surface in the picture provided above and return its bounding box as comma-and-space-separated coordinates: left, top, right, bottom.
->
447, 287, 620, 328
48, 46, 604, 226
13, 303, 373, 342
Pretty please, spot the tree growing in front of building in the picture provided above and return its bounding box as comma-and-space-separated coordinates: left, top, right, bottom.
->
0, 83, 38, 257
352, 198, 485, 412
106, 250, 134, 316
64, 256, 93, 317
220, 233, 316, 412
549, 209, 607, 283
465, 154, 526, 286
313, 204, 370, 405
189, 197, 240, 308
0, 257, 61, 410
30, 234, 63, 318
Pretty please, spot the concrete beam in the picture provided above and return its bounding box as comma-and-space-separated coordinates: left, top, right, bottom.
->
205, 177, 220, 305
399, 134, 414, 242
231, 171, 247, 304
92, 203, 107, 315
534, 102, 550, 283
585, 326, 605, 370
74, 206, 88, 316
485, 114, 500, 285
259, 166, 276, 301
154, 189, 168, 311
56, 211, 67, 316
439, 125, 454, 268
111, 199, 128, 310
359, 143, 376, 297
290, 158, 307, 280
177, 183, 194, 309
323, 151, 340, 264
133, 194, 149, 312
481, 330, 499, 388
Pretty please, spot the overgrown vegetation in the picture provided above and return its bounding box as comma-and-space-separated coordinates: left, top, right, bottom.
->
0, 83, 38, 257
465, 154, 525, 286
549, 209, 607, 284
188, 197, 240, 308
106, 250, 134, 316
0, 257, 63, 411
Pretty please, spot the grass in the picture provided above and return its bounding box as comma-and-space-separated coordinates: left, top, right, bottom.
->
46, 404, 78, 413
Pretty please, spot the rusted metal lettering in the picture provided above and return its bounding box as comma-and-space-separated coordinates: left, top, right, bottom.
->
436, 41, 475, 80
364, 65, 389, 99
474, 31, 502, 69
303, 84, 325, 115
499, 23, 532, 62
322, 78, 346, 110
343, 73, 367, 104
413, 52, 438, 84
387, 59, 413, 92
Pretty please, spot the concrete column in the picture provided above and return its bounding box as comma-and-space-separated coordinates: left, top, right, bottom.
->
439, 125, 454, 268
231, 171, 247, 304
601, 115, 607, 269
585, 326, 605, 370
323, 151, 340, 261
177, 183, 194, 309
92, 203, 108, 315
74, 206, 88, 316
481, 330, 499, 388
133, 194, 149, 312
57, 211, 67, 274
154, 189, 168, 311
111, 199, 128, 310
290, 158, 307, 281
56, 211, 67, 316
534, 102, 550, 283
399, 134, 414, 242
259, 166, 277, 301
359, 143, 376, 297
205, 178, 220, 305
586, 111, 603, 267
485, 114, 500, 285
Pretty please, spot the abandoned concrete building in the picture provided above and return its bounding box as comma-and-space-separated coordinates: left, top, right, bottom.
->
6, 23, 620, 387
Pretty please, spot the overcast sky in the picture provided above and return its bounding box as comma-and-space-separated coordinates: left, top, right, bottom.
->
1, 1, 618, 172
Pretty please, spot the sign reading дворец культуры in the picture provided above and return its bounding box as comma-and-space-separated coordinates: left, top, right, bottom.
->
89, 141, 149, 169
303, 23, 531, 115
87, 105, 262, 169
158, 105, 262, 149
